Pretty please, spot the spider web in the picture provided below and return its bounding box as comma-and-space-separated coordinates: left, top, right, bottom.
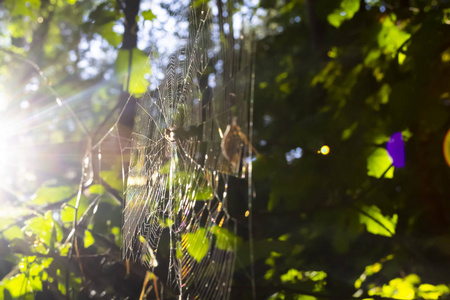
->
0, 0, 254, 297
122, 0, 254, 298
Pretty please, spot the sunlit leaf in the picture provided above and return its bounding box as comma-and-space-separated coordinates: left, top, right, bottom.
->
57, 242, 72, 256
100, 170, 123, 191
158, 217, 174, 228
4, 0, 40, 17
142, 9, 156, 21
23, 212, 63, 246
280, 269, 302, 283
305, 270, 327, 281
367, 148, 394, 178
28, 258, 53, 291
111, 226, 121, 247
398, 52, 406, 64
99, 22, 121, 47
365, 262, 382, 276
297, 296, 316, 300
0, 273, 34, 297
183, 228, 210, 262
60, 195, 90, 225
359, 205, 397, 237
29, 186, 75, 205
418, 284, 450, 300
382, 277, 416, 299
84, 230, 95, 248
327, 0, 359, 28
378, 19, 411, 56
2, 225, 24, 240
115, 48, 150, 96
188, 184, 213, 201
89, 184, 106, 195
211, 226, 241, 250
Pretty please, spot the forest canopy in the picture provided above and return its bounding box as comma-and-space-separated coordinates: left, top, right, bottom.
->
1, 0, 450, 299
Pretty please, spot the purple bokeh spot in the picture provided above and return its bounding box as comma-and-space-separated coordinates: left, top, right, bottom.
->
387, 132, 405, 168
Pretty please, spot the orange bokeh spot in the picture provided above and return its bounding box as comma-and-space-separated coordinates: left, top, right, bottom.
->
443, 129, 450, 167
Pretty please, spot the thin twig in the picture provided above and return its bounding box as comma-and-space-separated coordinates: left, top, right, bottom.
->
139, 271, 153, 300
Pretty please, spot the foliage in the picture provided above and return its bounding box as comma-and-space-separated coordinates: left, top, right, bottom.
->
1, 0, 450, 299
252, 0, 450, 298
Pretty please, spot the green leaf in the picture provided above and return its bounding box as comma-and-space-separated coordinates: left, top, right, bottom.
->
89, 184, 106, 195
31, 258, 52, 275
418, 284, 450, 300
382, 277, 416, 299
60, 195, 89, 225
182, 228, 210, 262
176, 244, 183, 260
57, 242, 71, 256
99, 22, 121, 47
297, 296, 317, 300
327, 0, 359, 28
188, 184, 213, 201
211, 226, 241, 250
306, 270, 327, 281
378, 19, 411, 55
365, 262, 382, 276
359, 205, 397, 237
275, 72, 288, 83
111, 226, 121, 247
0, 256, 50, 298
100, 170, 123, 191
158, 217, 174, 228
142, 9, 156, 21
115, 48, 150, 96
84, 230, 95, 248
29, 186, 75, 205
5, 0, 40, 17
0, 206, 31, 229
2, 225, 24, 240
366, 148, 394, 178
23, 212, 63, 246
341, 122, 359, 140
280, 269, 302, 283
0, 274, 31, 297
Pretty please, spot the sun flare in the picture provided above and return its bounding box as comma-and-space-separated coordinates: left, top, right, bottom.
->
0, 141, 8, 177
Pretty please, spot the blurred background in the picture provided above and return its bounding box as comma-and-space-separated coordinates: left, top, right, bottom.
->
1, 0, 450, 299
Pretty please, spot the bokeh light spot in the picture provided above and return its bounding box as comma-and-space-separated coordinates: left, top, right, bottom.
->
443, 129, 450, 167
320, 145, 330, 155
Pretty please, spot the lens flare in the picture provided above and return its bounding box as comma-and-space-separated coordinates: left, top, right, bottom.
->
0, 141, 8, 178
0, 119, 14, 180
386, 132, 405, 168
